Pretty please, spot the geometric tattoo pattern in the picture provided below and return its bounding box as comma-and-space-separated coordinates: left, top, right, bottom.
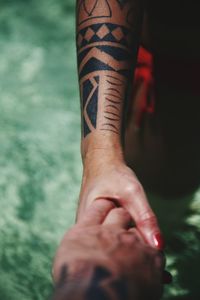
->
77, 0, 141, 137
101, 74, 124, 134
86, 266, 129, 300
78, 44, 132, 79
55, 265, 129, 300
77, 24, 133, 50
78, 0, 134, 26
81, 76, 99, 136
77, 0, 112, 25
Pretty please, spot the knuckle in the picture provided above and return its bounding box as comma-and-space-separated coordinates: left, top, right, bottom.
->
120, 231, 138, 245
125, 181, 143, 196
95, 198, 115, 211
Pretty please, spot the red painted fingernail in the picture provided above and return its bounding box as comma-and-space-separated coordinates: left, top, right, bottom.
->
163, 270, 173, 284
153, 233, 165, 250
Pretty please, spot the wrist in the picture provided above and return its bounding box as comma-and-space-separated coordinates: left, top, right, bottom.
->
81, 132, 124, 165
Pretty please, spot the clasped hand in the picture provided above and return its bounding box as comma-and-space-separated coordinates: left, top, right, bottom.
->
53, 200, 165, 300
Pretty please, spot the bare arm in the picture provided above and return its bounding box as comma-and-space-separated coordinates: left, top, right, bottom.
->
76, 1, 164, 250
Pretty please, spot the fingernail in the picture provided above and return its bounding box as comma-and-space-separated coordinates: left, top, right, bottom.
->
153, 233, 165, 250
163, 270, 173, 284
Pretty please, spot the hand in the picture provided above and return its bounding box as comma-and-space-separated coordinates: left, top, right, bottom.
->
53, 200, 164, 300
78, 150, 164, 249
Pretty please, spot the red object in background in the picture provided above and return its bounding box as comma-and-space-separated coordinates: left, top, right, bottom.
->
134, 46, 200, 129
133, 46, 155, 129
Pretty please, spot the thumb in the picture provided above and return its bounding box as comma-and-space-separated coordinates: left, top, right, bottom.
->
103, 207, 131, 229
77, 199, 116, 226
124, 186, 165, 250
136, 210, 165, 250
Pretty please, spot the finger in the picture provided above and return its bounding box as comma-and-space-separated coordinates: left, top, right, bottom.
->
103, 207, 131, 229
123, 185, 165, 250
77, 199, 116, 226
129, 227, 166, 267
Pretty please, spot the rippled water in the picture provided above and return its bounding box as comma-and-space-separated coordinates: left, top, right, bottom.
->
0, 1, 199, 299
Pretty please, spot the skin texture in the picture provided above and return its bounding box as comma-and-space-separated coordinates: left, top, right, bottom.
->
76, 0, 164, 250
52, 200, 164, 300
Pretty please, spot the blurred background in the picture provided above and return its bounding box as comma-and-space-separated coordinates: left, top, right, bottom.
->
0, 0, 81, 299
0, 1, 200, 299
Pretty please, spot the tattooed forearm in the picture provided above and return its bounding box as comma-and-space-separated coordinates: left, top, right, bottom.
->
52, 265, 130, 300
77, 0, 143, 138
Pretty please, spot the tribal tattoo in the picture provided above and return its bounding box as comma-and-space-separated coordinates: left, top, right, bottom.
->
86, 266, 129, 300
53, 265, 129, 300
77, 0, 142, 137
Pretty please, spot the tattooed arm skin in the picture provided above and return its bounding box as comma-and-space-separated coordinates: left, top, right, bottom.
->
76, 0, 164, 250
52, 265, 133, 300
77, 0, 142, 152
53, 264, 163, 300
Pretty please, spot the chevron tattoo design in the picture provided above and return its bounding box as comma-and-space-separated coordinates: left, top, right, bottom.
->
53, 265, 129, 300
81, 75, 99, 136
77, 0, 140, 137
86, 266, 129, 300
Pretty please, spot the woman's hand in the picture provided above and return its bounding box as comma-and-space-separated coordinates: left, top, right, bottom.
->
78, 150, 164, 250
53, 200, 165, 300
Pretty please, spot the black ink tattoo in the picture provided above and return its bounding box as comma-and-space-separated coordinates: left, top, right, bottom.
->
86, 266, 129, 300
52, 264, 129, 300
81, 76, 99, 136
78, 44, 132, 80
77, 23, 133, 50
78, 0, 112, 25
56, 265, 69, 288
86, 266, 111, 300
77, 0, 142, 137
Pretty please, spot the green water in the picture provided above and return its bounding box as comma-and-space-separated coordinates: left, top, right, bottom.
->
0, 1, 200, 299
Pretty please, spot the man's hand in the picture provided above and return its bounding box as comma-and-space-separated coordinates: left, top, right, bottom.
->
78, 151, 164, 250
53, 200, 165, 300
